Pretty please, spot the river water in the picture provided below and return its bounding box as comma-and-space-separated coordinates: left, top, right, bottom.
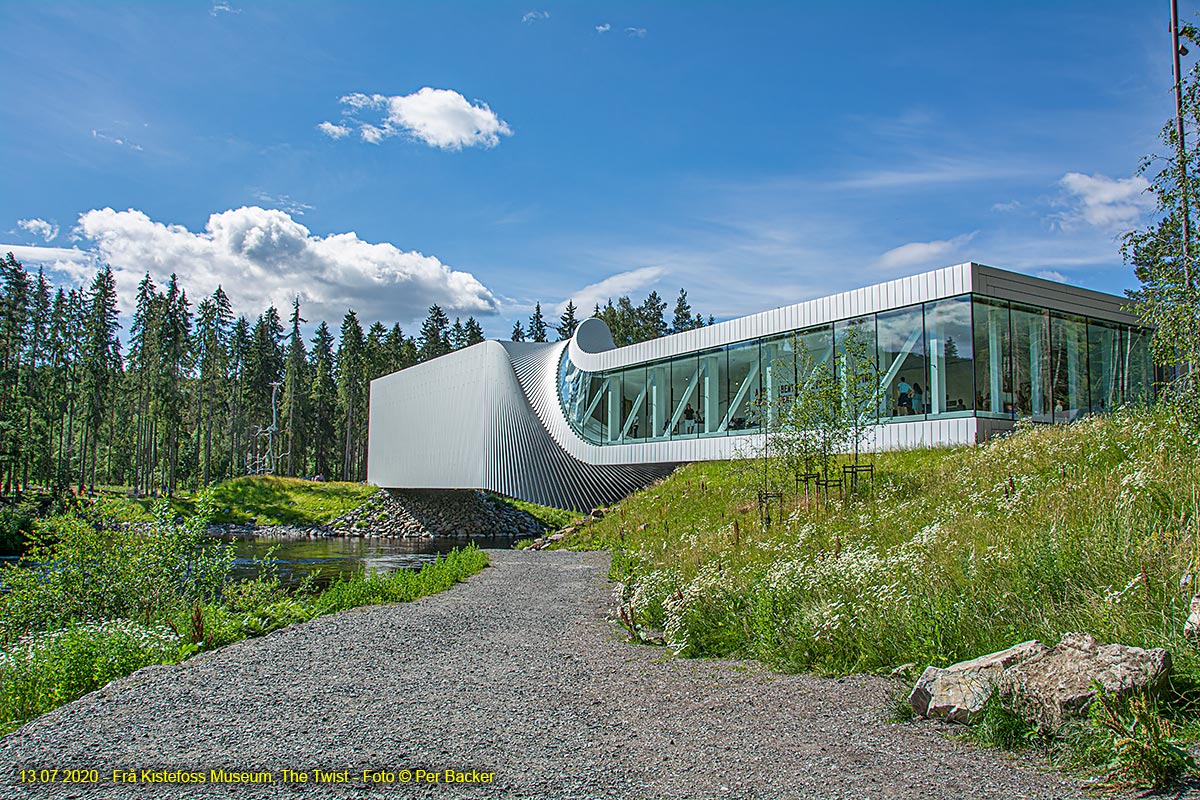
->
220, 533, 526, 588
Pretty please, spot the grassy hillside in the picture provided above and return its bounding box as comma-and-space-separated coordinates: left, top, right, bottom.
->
92, 476, 379, 526
564, 406, 1200, 681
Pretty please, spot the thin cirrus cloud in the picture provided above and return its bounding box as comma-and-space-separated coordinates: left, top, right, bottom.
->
558, 266, 667, 315
17, 218, 58, 242
91, 129, 143, 151
876, 232, 978, 271
3, 206, 499, 325
595, 23, 611, 33
522, 10, 549, 23
319, 88, 512, 151
625, 27, 647, 38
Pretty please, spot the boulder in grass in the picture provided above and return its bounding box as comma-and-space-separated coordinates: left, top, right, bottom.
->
909, 640, 1046, 724
996, 632, 1171, 733
1185, 593, 1200, 643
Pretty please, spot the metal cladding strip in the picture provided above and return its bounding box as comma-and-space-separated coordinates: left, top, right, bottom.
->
498, 341, 674, 510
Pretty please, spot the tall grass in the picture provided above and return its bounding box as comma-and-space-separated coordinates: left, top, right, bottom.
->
570, 406, 1200, 678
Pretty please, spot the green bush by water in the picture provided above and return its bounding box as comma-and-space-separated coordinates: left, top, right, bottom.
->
0, 497, 489, 734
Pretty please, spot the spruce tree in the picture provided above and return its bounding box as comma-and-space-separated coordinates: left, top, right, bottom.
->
308, 321, 337, 481
449, 317, 467, 350
281, 298, 309, 476
528, 302, 548, 342
636, 290, 668, 342
417, 304, 451, 361
80, 266, 120, 492
335, 310, 365, 480
556, 300, 578, 340
671, 289, 694, 333
510, 320, 525, 342
464, 317, 485, 346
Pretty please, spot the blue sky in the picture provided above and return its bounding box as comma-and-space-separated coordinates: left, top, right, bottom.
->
0, 1, 1188, 338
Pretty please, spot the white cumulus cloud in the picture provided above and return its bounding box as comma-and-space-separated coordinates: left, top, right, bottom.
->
876, 232, 977, 271
560, 266, 667, 315
329, 88, 512, 151
1056, 172, 1154, 229
595, 23, 611, 33
10, 207, 499, 325
316, 121, 350, 139
17, 218, 58, 242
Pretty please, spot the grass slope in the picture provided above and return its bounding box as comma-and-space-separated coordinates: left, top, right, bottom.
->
92, 476, 379, 526
563, 407, 1200, 682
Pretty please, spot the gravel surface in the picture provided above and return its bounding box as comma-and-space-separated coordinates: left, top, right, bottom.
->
0, 550, 1137, 799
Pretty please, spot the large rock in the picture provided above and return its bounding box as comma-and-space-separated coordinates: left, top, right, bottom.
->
1184, 592, 1200, 643
909, 640, 1046, 724
996, 632, 1171, 732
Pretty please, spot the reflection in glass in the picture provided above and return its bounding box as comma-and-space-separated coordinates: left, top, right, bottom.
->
725, 341, 760, 431
1087, 321, 1122, 413
620, 365, 647, 441
876, 305, 926, 420
1011, 304, 1050, 420
1126, 328, 1155, 403
1050, 313, 1089, 422
696, 348, 725, 436
973, 297, 1013, 417
669, 354, 700, 438
924, 296, 974, 416
557, 292, 1155, 446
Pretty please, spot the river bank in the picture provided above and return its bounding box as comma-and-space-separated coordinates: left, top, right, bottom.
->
0, 549, 1095, 800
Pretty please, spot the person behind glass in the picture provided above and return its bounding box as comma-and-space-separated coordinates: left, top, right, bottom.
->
683, 402, 696, 434
896, 375, 912, 416
911, 382, 924, 415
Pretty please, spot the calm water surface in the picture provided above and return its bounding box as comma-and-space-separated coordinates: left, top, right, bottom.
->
220, 533, 525, 588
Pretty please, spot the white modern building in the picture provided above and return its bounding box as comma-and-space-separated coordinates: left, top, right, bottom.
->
367, 263, 1153, 511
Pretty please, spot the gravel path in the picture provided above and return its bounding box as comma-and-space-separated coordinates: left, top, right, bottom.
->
1, 549, 1111, 799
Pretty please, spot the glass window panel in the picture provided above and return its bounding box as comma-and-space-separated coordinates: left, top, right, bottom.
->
834, 316, 878, 424
1050, 312, 1089, 422
1011, 303, 1051, 421
725, 341, 760, 432
1125, 327, 1155, 404
876, 304, 927, 421
668, 354, 700, 438
796, 325, 834, 381
1087, 320, 1123, 413
925, 296, 974, 416
761, 334, 796, 431
972, 297, 1013, 418
620, 365, 647, 442
582, 373, 609, 443
645, 362, 671, 440
696, 347, 725, 437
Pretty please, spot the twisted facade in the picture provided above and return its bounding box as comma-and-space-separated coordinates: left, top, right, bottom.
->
367, 262, 1152, 511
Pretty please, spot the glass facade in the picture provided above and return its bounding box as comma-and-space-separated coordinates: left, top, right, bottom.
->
558, 293, 1155, 446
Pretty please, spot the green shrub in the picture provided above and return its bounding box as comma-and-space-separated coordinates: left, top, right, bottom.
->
1089, 689, 1197, 789
0, 620, 184, 734
0, 494, 232, 644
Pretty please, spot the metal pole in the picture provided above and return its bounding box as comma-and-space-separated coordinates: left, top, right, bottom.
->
1173, 0, 1193, 288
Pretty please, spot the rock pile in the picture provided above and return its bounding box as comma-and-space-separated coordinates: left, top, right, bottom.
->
908, 632, 1171, 732
327, 489, 547, 538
